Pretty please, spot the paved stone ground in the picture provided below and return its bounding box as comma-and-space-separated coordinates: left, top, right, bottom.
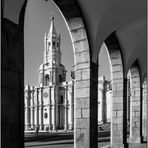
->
24, 132, 110, 148
24, 132, 147, 148
25, 140, 110, 148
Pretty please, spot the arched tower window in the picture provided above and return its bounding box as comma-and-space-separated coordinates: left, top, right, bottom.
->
59, 74, 63, 83
53, 41, 55, 46
44, 112, 48, 119
60, 96, 64, 104
45, 74, 49, 86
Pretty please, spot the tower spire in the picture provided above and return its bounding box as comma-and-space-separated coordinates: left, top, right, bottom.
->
48, 16, 56, 38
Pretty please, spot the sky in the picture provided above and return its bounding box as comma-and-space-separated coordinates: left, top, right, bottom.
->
24, 0, 111, 86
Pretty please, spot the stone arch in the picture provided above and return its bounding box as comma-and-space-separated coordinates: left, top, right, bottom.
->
104, 33, 127, 147
142, 77, 147, 142
128, 61, 141, 143
23, 0, 98, 148
51, 1, 98, 148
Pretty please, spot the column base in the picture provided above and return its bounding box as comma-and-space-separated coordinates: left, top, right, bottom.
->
64, 124, 68, 131
68, 124, 74, 130
64, 127, 68, 131
142, 136, 147, 142
52, 125, 57, 131
111, 143, 128, 148
128, 137, 142, 143
31, 125, 35, 130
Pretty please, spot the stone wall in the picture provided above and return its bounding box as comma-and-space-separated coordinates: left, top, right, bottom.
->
2, 18, 24, 148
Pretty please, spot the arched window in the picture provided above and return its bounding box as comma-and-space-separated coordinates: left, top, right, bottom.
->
59, 74, 63, 83
53, 41, 55, 46
60, 96, 64, 104
44, 113, 48, 119
45, 74, 49, 86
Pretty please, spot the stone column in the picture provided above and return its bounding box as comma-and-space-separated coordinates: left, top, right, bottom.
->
55, 86, 59, 130
102, 81, 107, 124
39, 87, 44, 130
48, 86, 52, 130
98, 87, 103, 123
36, 88, 39, 129
52, 104, 56, 130
101, 82, 104, 123
30, 88, 35, 130
52, 86, 56, 130
26, 90, 31, 130
64, 84, 68, 131
129, 67, 141, 143
26, 100, 29, 130
70, 81, 74, 130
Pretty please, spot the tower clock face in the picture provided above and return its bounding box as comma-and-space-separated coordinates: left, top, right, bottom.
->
43, 92, 48, 98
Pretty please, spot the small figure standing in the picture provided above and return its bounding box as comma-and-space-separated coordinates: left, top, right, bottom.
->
35, 126, 39, 135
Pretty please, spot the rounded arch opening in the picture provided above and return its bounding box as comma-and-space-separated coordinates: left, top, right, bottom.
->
24, 1, 94, 148
127, 60, 141, 143
97, 43, 112, 131
102, 32, 125, 146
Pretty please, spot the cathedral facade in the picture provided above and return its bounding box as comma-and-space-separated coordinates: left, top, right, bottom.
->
24, 17, 74, 131
24, 17, 112, 132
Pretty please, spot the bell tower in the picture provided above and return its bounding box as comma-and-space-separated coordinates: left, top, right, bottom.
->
44, 16, 61, 65
38, 17, 66, 86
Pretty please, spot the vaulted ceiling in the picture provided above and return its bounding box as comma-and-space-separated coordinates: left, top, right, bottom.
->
76, 0, 147, 80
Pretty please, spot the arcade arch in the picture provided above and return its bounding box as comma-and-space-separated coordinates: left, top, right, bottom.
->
1, 0, 147, 148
